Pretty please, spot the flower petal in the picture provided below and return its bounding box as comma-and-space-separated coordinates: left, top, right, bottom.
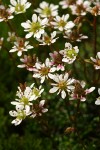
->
61, 90, 66, 99
49, 87, 58, 93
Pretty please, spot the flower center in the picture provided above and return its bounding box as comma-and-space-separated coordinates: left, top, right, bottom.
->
54, 53, 63, 64
30, 22, 41, 33
15, 4, 25, 12
58, 80, 66, 90
74, 82, 85, 97
32, 88, 40, 97
9, 35, 16, 42
42, 7, 51, 16
66, 49, 77, 58
76, 4, 85, 14
20, 96, 29, 105
17, 110, 26, 120
40, 67, 50, 75
97, 60, 100, 66
58, 20, 66, 28
32, 103, 43, 116
44, 36, 51, 44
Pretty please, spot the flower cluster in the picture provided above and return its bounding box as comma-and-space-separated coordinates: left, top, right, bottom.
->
9, 83, 48, 125
2, 0, 98, 126
59, 0, 100, 16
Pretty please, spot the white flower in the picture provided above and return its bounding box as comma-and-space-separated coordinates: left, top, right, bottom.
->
31, 100, 48, 118
51, 14, 75, 32
49, 73, 75, 99
37, 31, 58, 45
49, 51, 65, 71
59, 0, 75, 9
90, 52, 100, 69
11, 84, 35, 111
33, 58, 56, 83
70, 0, 91, 16
7, 32, 17, 42
17, 54, 38, 71
9, 105, 31, 126
21, 14, 48, 39
88, 6, 100, 16
9, 0, 31, 14
10, 83, 45, 125
95, 88, 100, 105
9, 38, 33, 56
70, 80, 95, 101
0, 37, 4, 49
30, 86, 44, 100
34, 1, 58, 18
59, 42, 79, 64
64, 30, 88, 42
0, 5, 13, 22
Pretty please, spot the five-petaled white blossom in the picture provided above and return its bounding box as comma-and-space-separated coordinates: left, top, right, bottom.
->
11, 84, 35, 112
33, 58, 56, 83
70, 80, 95, 102
37, 31, 58, 45
0, 5, 13, 22
49, 73, 75, 99
70, 0, 91, 16
9, 105, 32, 126
30, 86, 44, 100
21, 14, 48, 39
34, 1, 58, 18
59, 42, 79, 64
9, 0, 31, 14
51, 14, 75, 32
9, 38, 33, 56
7, 32, 17, 42
31, 100, 48, 118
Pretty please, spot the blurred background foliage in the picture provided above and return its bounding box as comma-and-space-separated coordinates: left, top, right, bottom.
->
0, 0, 100, 149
